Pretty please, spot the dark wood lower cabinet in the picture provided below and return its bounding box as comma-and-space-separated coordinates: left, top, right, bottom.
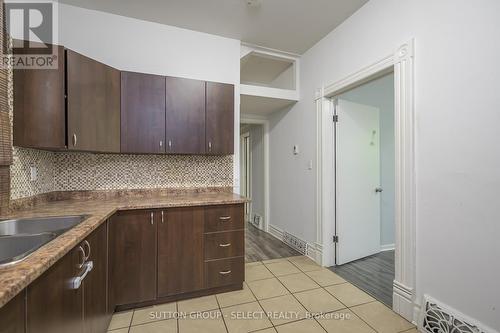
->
0, 290, 25, 333
157, 207, 204, 297
27, 244, 84, 333
83, 223, 111, 333
108, 210, 157, 307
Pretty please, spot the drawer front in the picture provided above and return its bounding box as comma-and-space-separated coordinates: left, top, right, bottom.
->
205, 230, 244, 260
205, 257, 244, 289
205, 204, 244, 232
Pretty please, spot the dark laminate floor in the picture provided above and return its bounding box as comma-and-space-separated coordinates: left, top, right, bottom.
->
245, 223, 300, 262
329, 250, 395, 307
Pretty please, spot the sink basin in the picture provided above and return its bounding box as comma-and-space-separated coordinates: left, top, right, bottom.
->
0, 215, 88, 237
0, 233, 57, 266
0, 215, 88, 267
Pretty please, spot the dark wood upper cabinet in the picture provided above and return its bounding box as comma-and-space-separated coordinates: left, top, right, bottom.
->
157, 207, 205, 297
13, 44, 65, 150
66, 50, 120, 152
121, 72, 166, 154
27, 243, 84, 333
83, 222, 110, 333
165, 77, 206, 154
0, 290, 25, 333
205, 82, 234, 155
108, 210, 157, 307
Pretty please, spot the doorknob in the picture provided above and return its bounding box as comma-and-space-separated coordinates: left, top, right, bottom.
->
375, 187, 383, 193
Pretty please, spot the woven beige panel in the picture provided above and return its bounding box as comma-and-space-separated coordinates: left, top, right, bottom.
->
0, 0, 13, 167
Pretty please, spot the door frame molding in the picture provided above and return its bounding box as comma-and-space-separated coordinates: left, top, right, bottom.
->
240, 115, 270, 233
314, 39, 416, 321
240, 131, 252, 222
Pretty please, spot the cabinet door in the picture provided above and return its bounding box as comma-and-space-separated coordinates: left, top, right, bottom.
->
27, 245, 84, 333
0, 290, 25, 333
205, 82, 234, 154
121, 72, 166, 154
165, 77, 205, 154
13, 44, 65, 150
109, 210, 157, 307
158, 207, 204, 297
83, 222, 110, 333
67, 50, 120, 152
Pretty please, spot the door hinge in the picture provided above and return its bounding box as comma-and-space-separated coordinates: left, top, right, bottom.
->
333, 235, 339, 243
333, 115, 338, 122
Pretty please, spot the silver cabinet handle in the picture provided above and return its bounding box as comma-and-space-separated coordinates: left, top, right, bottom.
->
69, 261, 93, 290
76, 246, 85, 269
168, 140, 172, 150
208, 141, 212, 152
161, 211, 164, 224
150, 212, 154, 225
72, 133, 77, 147
159, 140, 163, 148
219, 216, 231, 221
219, 270, 232, 275
82, 240, 91, 261
219, 243, 231, 247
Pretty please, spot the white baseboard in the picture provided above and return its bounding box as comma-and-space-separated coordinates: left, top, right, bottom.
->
267, 224, 321, 264
380, 243, 395, 252
393, 280, 415, 322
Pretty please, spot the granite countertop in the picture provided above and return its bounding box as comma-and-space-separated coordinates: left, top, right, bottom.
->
0, 190, 248, 308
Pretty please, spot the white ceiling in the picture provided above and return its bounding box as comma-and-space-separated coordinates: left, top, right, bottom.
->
56, 0, 368, 54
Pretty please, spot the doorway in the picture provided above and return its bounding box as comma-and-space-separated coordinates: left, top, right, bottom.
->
330, 73, 395, 307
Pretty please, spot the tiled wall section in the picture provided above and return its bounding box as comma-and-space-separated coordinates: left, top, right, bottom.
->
10, 149, 233, 199
7, 54, 233, 200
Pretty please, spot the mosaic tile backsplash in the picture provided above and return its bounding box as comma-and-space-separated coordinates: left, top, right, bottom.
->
10, 148, 233, 199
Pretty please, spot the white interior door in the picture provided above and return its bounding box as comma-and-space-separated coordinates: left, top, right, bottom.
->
335, 99, 381, 265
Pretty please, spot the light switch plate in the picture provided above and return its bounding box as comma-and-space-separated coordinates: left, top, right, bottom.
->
30, 166, 38, 182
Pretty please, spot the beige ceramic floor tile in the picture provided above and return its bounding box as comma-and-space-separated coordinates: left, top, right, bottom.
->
216, 282, 257, 308
402, 329, 420, 333
246, 264, 274, 281
264, 261, 301, 276
351, 301, 414, 333
131, 301, 177, 326
259, 294, 308, 326
245, 261, 263, 267
253, 329, 277, 333
262, 257, 289, 264
107, 310, 133, 330
316, 309, 375, 333
178, 295, 219, 314
178, 310, 226, 333
286, 256, 306, 262
324, 283, 374, 307
275, 318, 325, 333
277, 273, 320, 293
221, 301, 272, 333
247, 277, 289, 300
289, 257, 322, 272
293, 288, 345, 314
107, 329, 128, 333
129, 318, 178, 333
305, 269, 346, 287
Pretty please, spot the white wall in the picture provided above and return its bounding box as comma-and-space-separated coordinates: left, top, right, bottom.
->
269, 0, 500, 329
340, 74, 395, 248
56, 3, 241, 187
249, 124, 265, 221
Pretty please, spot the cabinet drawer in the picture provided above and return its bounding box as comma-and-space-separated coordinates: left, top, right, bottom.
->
205, 231, 244, 260
205, 257, 244, 289
205, 204, 244, 232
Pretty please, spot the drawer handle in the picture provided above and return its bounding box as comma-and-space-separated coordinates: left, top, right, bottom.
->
219, 270, 232, 275
219, 243, 231, 247
219, 216, 231, 221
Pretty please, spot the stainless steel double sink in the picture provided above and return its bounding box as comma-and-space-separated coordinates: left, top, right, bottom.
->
0, 215, 88, 267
